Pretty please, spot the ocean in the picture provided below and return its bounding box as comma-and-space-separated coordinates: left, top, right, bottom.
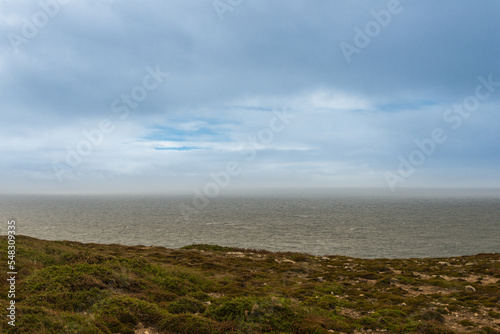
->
1, 189, 499, 258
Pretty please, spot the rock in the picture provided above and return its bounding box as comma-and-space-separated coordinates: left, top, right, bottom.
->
226, 252, 245, 257
465, 285, 476, 292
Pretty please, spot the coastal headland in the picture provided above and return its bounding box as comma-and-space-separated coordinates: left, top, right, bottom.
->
1, 235, 499, 333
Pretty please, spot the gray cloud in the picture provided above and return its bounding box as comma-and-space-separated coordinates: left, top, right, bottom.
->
1, 0, 499, 193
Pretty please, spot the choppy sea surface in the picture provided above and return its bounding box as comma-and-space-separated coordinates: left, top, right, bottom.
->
1, 190, 499, 258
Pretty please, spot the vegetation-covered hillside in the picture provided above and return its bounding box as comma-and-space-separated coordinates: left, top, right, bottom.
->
1, 235, 499, 333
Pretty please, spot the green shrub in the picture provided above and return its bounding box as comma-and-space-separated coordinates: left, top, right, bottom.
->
303, 295, 340, 311
207, 296, 298, 332
489, 310, 500, 319
478, 326, 500, 334
167, 297, 206, 314
416, 310, 445, 323
458, 319, 476, 327
315, 283, 346, 295
92, 295, 165, 331
160, 313, 235, 334
288, 253, 310, 262
208, 297, 254, 321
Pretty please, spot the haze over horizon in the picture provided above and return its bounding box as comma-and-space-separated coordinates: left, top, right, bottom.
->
1, 1, 499, 195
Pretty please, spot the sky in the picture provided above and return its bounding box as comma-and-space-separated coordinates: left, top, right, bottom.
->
1, 0, 499, 195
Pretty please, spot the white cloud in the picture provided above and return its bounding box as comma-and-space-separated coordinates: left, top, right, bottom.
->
294, 90, 372, 111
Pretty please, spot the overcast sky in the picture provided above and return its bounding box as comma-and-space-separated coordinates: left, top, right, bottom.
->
1, 0, 499, 194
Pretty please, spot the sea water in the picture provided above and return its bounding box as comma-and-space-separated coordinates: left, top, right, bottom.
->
1, 189, 499, 258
